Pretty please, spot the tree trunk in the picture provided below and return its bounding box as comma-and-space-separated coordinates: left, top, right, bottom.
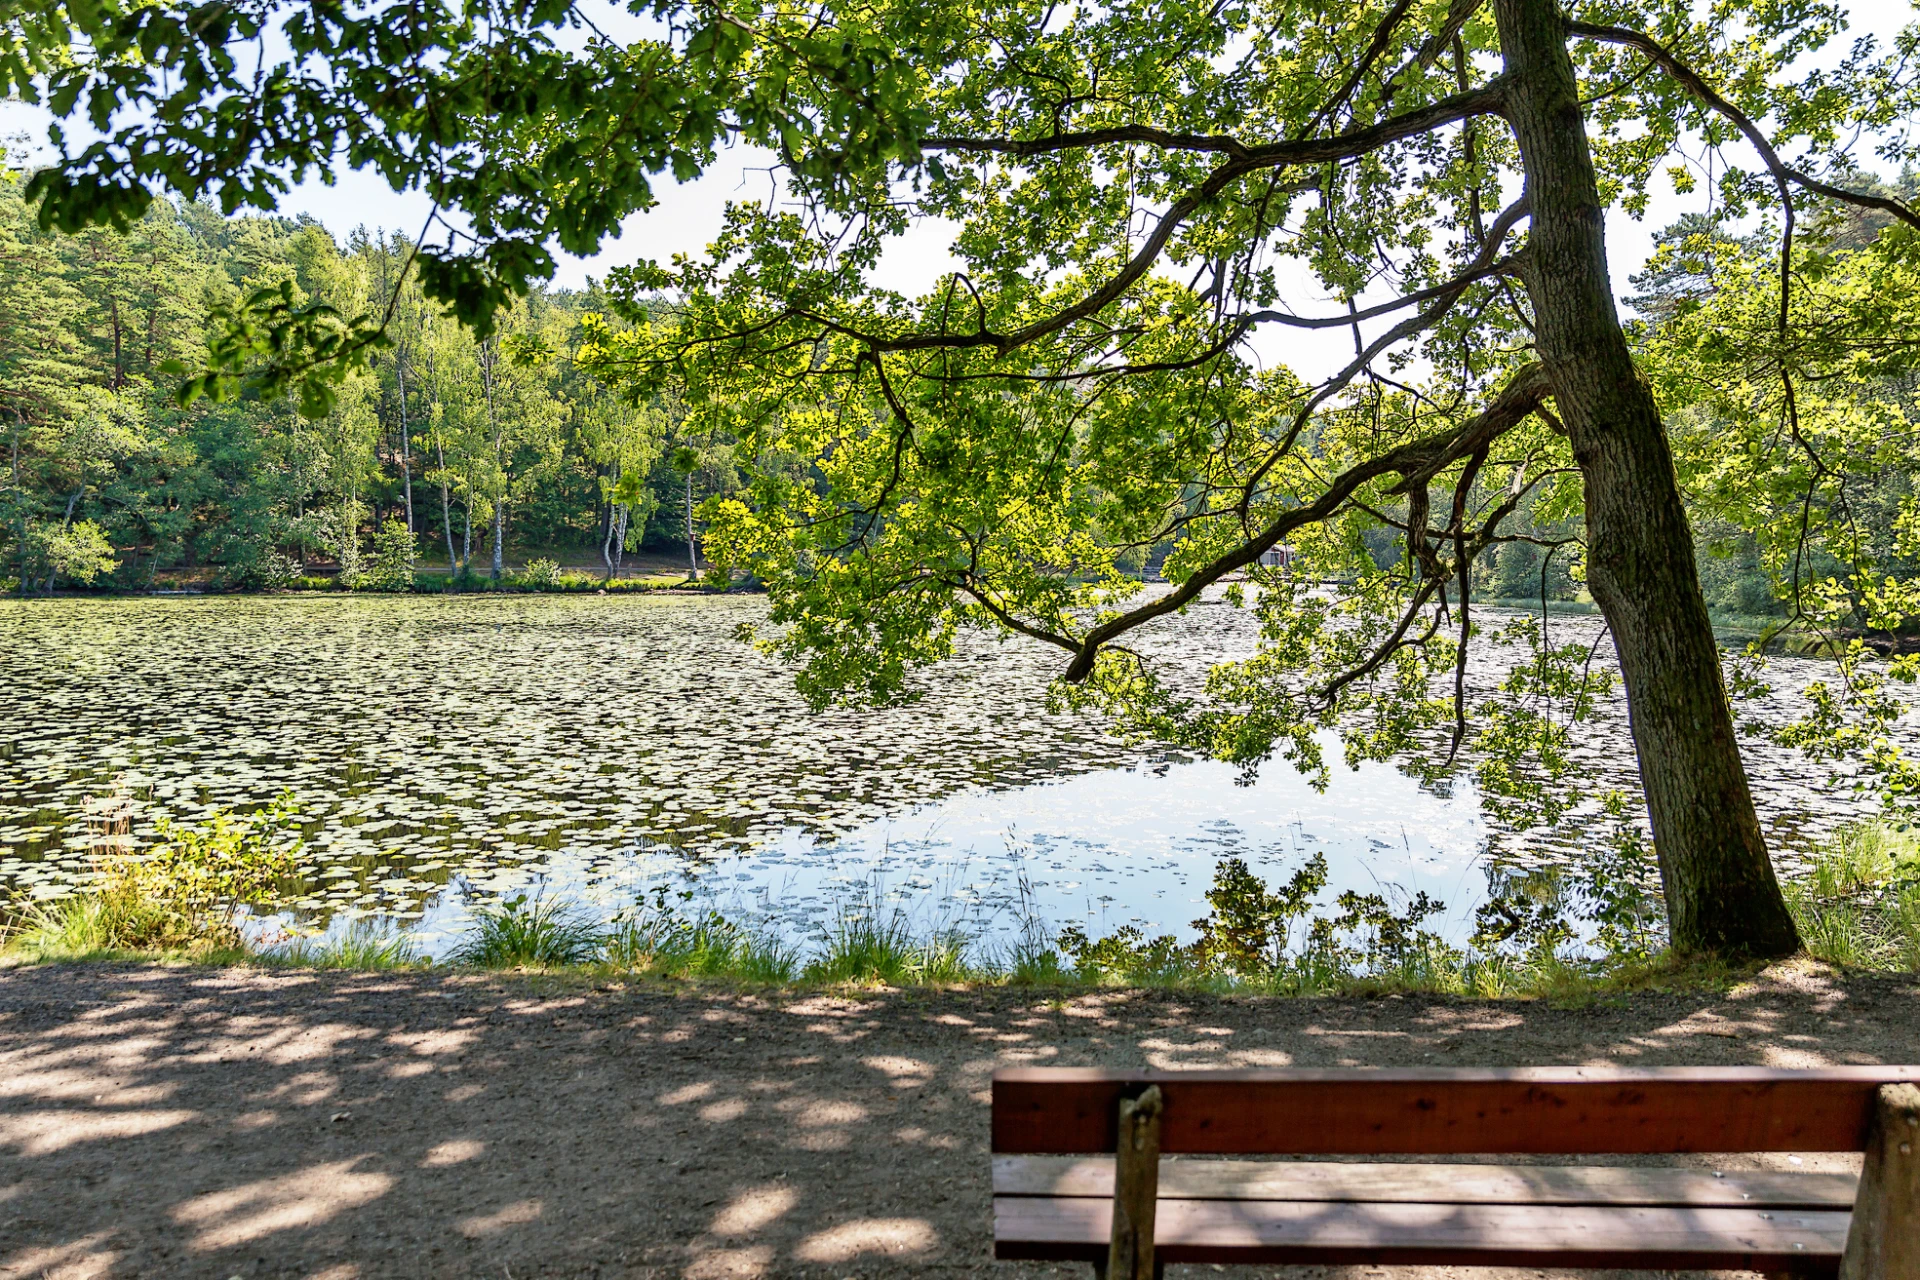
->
601, 470, 618, 582
436, 434, 456, 575
480, 339, 504, 583
686, 471, 697, 578
492, 505, 505, 581
397, 353, 415, 535
1494, 0, 1799, 957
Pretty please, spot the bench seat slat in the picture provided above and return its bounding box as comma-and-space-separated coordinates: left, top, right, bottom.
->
991, 1067, 1920, 1154
992, 1155, 1859, 1208
992, 1196, 1850, 1272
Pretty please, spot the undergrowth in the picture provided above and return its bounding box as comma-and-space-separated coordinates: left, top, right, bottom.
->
4, 792, 301, 961
449, 894, 602, 967
8, 803, 1916, 996
1786, 823, 1920, 970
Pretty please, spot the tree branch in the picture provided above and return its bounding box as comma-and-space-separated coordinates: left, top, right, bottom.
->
1059, 360, 1549, 681
1566, 20, 1920, 233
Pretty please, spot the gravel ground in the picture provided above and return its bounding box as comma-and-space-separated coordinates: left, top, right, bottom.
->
1, 961, 1914, 1280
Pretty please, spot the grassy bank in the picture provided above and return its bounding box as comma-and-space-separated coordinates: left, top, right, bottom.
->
7, 792, 1916, 1000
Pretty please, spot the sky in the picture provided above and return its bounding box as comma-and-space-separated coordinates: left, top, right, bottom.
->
4, 0, 1915, 381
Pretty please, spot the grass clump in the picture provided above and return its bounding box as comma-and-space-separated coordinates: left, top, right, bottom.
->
450, 894, 602, 968
273, 920, 421, 970
1787, 822, 1920, 971
604, 905, 797, 981
804, 909, 973, 985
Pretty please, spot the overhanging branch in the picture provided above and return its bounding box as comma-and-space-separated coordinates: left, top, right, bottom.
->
1058, 361, 1550, 682
1567, 20, 1920, 233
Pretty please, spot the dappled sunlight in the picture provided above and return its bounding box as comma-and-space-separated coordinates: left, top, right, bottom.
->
0, 1231, 119, 1280
172, 1159, 393, 1249
700, 1097, 750, 1123
708, 1184, 799, 1235
794, 1216, 939, 1262
420, 1138, 485, 1167
684, 1243, 775, 1279
262, 1070, 343, 1106
0, 963, 1910, 1277
456, 1197, 543, 1238
0, 1106, 199, 1156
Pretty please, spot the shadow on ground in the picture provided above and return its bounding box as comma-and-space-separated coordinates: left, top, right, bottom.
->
0, 962, 1913, 1280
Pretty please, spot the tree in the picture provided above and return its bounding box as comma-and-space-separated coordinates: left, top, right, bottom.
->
584, 0, 1920, 958
560, 301, 669, 581
0, 169, 90, 589
11, 0, 1920, 954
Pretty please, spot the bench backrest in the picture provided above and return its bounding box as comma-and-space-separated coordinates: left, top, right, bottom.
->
992, 1066, 1920, 1155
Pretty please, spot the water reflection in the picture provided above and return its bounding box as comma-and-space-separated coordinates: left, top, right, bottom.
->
395, 746, 1493, 958
0, 593, 1902, 953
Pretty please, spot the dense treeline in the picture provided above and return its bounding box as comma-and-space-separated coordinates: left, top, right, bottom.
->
1, 172, 725, 592
5, 161, 1917, 625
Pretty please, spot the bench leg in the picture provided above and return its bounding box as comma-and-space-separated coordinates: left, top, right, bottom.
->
1840, 1082, 1920, 1279
1106, 1085, 1163, 1280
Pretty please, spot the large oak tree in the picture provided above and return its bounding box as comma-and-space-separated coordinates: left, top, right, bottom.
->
11, 0, 1919, 954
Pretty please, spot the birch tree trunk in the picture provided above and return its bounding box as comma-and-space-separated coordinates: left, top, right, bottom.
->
686, 471, 697, 578
396, 353, 414, 535
480, 338, 504, 582
436, 433, 456, 575
1493, 0, 1799, 957
601, 465, 619, 581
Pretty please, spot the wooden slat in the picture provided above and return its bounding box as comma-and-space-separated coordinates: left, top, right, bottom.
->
992, 1196, 1851, 1272
993, 1155, 1860, 1208
992, 1066, 1920, 1155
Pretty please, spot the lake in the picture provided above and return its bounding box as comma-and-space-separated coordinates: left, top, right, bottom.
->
0, 593, 1891, 957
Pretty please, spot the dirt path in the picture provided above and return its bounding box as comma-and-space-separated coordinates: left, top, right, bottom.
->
2, 963, 1914, 1280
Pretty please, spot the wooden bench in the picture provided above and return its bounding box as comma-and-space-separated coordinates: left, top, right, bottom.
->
991, 1067, 1920, 1277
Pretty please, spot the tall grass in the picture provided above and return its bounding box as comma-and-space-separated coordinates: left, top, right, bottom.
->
449, 895, 602, 967
1787, 822, 1920, 970
273, 920, 421, 970
803, 910, 973, 985
603, 908, 797, 981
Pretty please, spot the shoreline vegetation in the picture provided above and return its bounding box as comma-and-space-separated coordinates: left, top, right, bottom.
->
7, 797, 1915, 1000
0, 579, 1852, 652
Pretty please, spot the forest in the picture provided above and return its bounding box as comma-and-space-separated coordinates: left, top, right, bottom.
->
0, 173, 726, 593
7, 160, 1918, 631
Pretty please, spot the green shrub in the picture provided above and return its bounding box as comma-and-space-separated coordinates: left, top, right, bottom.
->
359, 520, 417, 592
451, 894, 602, 967
517, 557, 563, 588
11, 793, 305, 957
215, 546, 298, 591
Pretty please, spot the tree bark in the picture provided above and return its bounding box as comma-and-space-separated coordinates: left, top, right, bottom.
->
686, 471, 698, 578
1494, 0, 1799, 957
432, 433, 456, 575
480, 338, 504, 582
397, 352, 415, 535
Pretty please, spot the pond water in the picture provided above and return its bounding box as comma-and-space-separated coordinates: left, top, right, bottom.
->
0, 594, 1893, 957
